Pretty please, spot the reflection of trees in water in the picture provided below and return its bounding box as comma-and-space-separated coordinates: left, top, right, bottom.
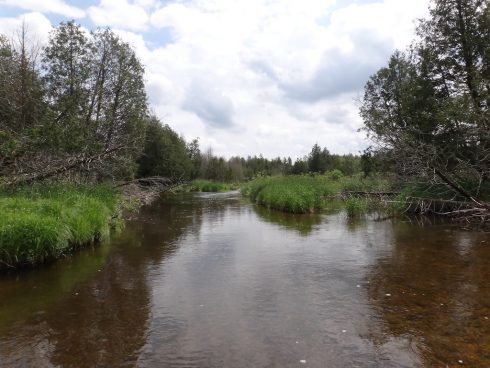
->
0, 192, 211, 367
364, 221, 490, 367
253, 205, 323, 236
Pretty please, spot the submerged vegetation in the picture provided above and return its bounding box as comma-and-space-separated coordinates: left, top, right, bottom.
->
0, 185, 121, 269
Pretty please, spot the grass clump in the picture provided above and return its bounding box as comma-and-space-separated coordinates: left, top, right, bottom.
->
0, 184, 121, 269
188, 179, 235, 192
242, 174, 393, 214
345, 197, 369, 218
242, 176, 335, 213
339, 174, 391, 192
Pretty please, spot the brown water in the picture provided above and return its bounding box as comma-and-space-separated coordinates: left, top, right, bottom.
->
1, 191, 489, 367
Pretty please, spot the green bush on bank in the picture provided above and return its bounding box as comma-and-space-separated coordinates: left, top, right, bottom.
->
0, 184, 121, 268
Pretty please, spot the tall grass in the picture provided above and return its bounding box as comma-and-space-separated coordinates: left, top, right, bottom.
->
242, 176, 335, 213
242, 174, 391, 214
344, 197, 369, 218
188, 179, 235, 192
0, 184, 121, 268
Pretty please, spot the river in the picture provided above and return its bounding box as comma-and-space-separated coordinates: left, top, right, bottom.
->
0, 191, 489, 367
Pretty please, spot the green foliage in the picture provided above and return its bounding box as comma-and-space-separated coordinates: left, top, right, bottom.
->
243, 176, 335, 213
189, 180, 234, 192
345, 198, 369, 218
0, 184, 120, 268
243, 175, 392, 214
137, 116, 192, 179
327, 169, 344, 181
360, 0, 490, 196
308, 143, 331, 173
339, 174, 391, 192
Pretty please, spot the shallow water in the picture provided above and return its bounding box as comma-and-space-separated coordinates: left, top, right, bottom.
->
0, 191, 489, 367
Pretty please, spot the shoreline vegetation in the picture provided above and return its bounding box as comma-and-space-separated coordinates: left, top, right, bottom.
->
0, 184, 123, 270
240, 174, 391, 215
240, 175, 490, 226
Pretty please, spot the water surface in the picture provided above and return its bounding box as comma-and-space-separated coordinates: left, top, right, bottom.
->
1, 191, 489, 367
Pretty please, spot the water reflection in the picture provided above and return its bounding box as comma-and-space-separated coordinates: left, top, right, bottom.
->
0, 192, 489, 367
253, 205, 323, 236
0, 192, 205, 367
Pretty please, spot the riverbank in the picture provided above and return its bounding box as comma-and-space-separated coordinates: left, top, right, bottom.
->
0, 184, 123, 270
241, 175, 391, 214
179, 179, 239, 193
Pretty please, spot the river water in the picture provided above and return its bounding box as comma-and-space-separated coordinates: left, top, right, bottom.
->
0, 191, 489, 367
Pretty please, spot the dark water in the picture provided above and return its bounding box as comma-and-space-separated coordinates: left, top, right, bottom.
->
1, 191, 489, 367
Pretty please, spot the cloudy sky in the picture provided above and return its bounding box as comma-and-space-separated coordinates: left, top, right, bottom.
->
0, 0, 429, 159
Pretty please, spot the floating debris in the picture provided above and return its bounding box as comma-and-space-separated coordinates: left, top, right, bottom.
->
458, 360, 463, 364
385, 293, 391, 297
300, 360, 306, 364
356, 285, 361, 288
342, 330, 346, 333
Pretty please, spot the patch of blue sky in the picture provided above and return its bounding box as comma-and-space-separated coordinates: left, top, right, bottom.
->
0, 5, 25, 18
317, 0, 381, 26
142, 27, 174, 49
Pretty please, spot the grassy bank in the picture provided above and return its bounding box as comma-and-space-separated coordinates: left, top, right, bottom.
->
187, 179, 236, 192
0, 184, 122, 269
241, 175, 390, 214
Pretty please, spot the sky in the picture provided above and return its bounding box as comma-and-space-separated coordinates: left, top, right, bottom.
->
0, 0, 430, 159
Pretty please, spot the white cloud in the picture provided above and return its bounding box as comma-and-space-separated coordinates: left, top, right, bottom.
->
0, 12, 52, 45
0, 0, 85, 18
88, 0, 149, 31
140, 0, 429, 158
0, 0, 430, 158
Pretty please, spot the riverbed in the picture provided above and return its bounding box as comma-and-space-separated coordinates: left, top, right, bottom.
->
1, 191, 489, 367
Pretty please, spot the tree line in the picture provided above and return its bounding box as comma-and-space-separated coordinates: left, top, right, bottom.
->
0, 21, 364, 186
360, 0, 489, 204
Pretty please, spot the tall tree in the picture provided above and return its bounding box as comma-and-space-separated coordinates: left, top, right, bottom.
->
42, 21, 92, 152
137, 116, 192, 180
360, 0, 490, 202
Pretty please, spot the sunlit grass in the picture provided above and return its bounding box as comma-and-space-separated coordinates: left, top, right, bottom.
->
0, 184, 121, 268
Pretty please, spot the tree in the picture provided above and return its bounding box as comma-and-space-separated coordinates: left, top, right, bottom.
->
308, 143, 330, 173
42, 21, 92, 152
137, 116, 192, 179
0, 24, 45, 178
186, 138, 201, 179
360, 0, 490, 204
